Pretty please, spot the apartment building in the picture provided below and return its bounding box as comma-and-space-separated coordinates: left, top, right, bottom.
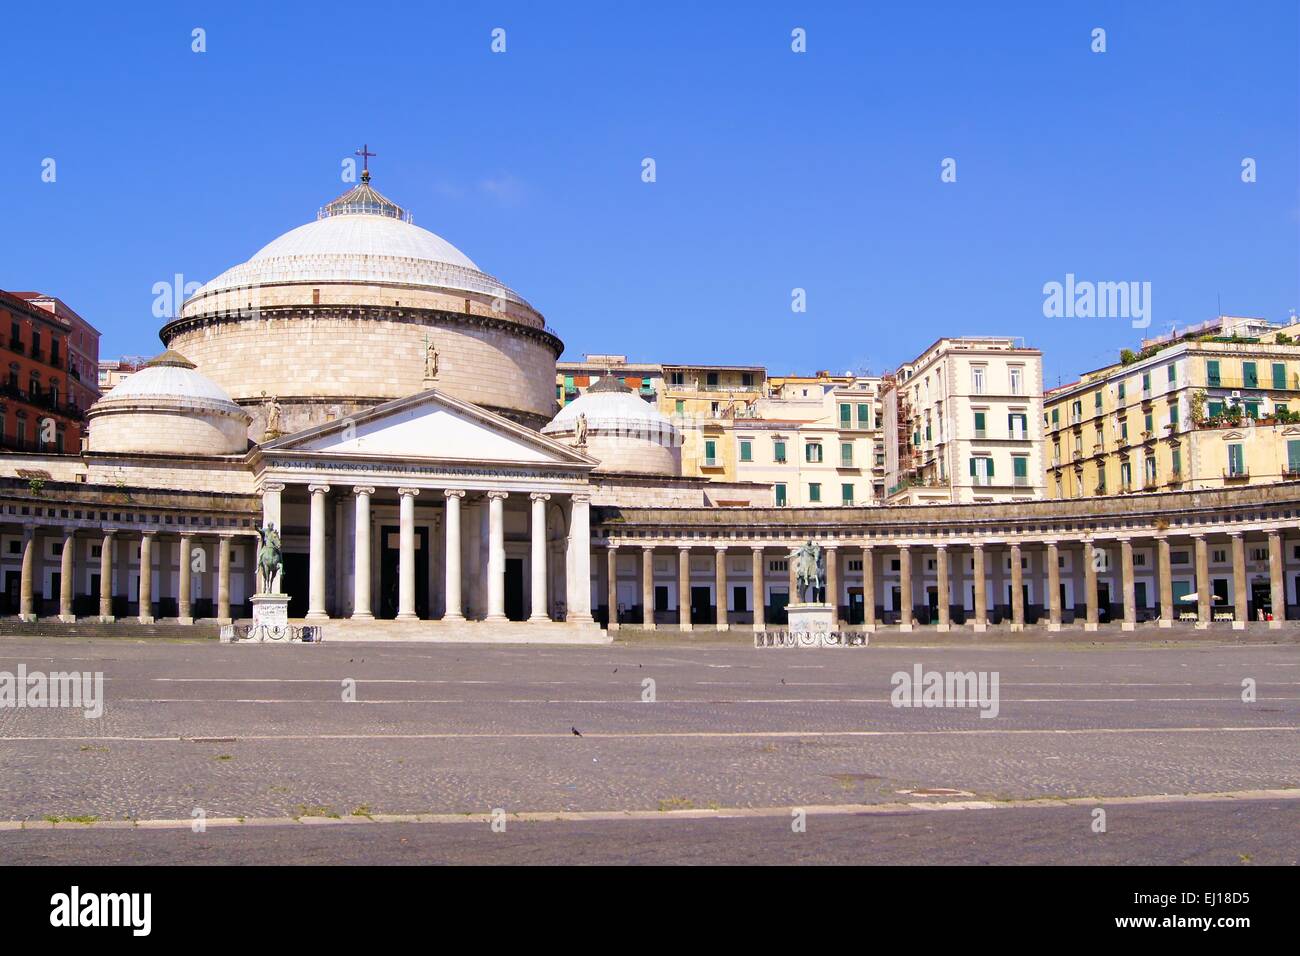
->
556, 354, 661, 408
731, 372, 885, 506
1044, 315, 1300, 497
883, 337, 1044, 504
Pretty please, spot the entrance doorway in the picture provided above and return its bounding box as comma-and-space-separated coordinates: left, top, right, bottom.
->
505, 558, 524, 621
282, 553, 308, 618
690, 586, 712, 625
378, 526, 429, 619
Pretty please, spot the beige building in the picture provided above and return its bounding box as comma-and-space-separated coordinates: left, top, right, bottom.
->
883, 337, 1044, 504
1045, 315, 1300, 499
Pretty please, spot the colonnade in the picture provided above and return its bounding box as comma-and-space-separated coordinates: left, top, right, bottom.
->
601, 529, 1293, 632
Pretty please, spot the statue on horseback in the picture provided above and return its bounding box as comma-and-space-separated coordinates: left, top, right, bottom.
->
787, 540, 825, 604
256, 523, 283, 594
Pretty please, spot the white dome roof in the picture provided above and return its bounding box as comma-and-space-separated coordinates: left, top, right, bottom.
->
96, 353, 240, 409
184, 176, 530, 309
247, 215, 481, 271
544, 377, 679, 437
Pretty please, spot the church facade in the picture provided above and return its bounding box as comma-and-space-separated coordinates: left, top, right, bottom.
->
2, 170, 1298, 639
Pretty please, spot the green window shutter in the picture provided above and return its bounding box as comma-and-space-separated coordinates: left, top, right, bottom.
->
1207, 360, 1221, 386
675, 399, 684, 413
1243, 363, 1258, 388
704, 440, 716, 460
1228, 444, 1243, 472
1245, 402, 1259, 419
1013, 457, 1027, 478
775, 484, 786, 506
1172, 448, 1181, 473
1169, 405, 1179, 427
1144, 412, 1153, 432
1288, 440, 1300, 472
840, 443, 852, 465
1142, 372, 1150, 390
856, 403, 869, 427
975, 412, 985, 432
839, 403, 851, 425
1207, 401, 1223, 418
969, 457, 976, 477
1051, 408, 1059, 425
1167, 364, 1176, 383
1273, 363, 1287, 389
841, 483, 853, 504
1095, 391, 1102, 408
564, 375, 575, 390
987, 458, 994, 477
739, 440, 752, 462
774, 440, 785, 461
809, 483, 821, 502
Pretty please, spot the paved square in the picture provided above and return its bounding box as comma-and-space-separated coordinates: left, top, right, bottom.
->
0, 633, 1296, 864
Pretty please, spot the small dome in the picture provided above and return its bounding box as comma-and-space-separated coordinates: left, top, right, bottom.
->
88, 350, 249, 456
543, 374, 681, 476
98, 351, 243, 408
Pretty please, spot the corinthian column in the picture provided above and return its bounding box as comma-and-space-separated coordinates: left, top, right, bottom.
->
59, 528, 76, 623
529, 493, 550, 622
178, 533, 194, 624
352, 487, 375, 620
99, 530, 115, 622
138, 531, 155, 624
485, 491, 509, 622
306, 484, 331, 621
397, 488, 420, 621
443, 490, 465, 621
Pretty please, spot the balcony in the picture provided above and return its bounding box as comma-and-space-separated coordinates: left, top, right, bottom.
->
701, 457, 721, 469
1222, 468, 1250, 481
1285, 469, 1300, 481
1142, 478, 1159, 491
1013, 475, 1031, 487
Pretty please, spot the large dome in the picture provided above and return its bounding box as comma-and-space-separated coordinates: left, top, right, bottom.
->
185, 177, 529, 308
162, 168, 564, 433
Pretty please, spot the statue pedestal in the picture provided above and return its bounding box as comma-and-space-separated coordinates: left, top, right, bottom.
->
251, 593, 290, 630
787, 602, 835, 642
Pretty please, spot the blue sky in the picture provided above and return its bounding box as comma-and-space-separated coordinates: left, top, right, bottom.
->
3, 0, 1297, 388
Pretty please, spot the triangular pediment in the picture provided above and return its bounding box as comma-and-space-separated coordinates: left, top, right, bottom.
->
262, 389, 594, 467
1220, 430, 1246, 441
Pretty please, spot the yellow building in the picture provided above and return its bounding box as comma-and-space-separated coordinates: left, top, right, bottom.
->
1044, 316, 1300, 498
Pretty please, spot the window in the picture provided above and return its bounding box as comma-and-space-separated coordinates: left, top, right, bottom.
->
1244, 401, 1259, 419
840, 442, 853, 466
972, 366, 986, 395
1141, 372, 1151, 394
969, 456, 993, 485
774, 440, 787, 463
1120, 418, 1129, 441
703, 439, 717, 466
669, 371, 684, 386
1288, 439, 1300, 474
1008, 413, 1027, 440
805, 442, 823, 463
1171, 447, 1182, 476
1094, 390, 1103, 410
774, 483, 787, 506
1143, 411, 1153, 434
1207, 400, 1224, 418
741, 372, 754, 388
974, 411, 986, 437
1168, 405, 1179, 429
739, 439, 752, 463
1227, 443, 1245, 476
706, 372, 719, 389
1050, 408, 1059, 427
856, 403, 870, 428
674, 399, 684, 414
1207, 360, 1221, 387
841, 483, 853, 505
1009, 367, 1023, 395
808, 482, 822, 503
1273, 363, 1287, 390
1144, 456, 1157, 484
1117, 381, 1126, 401
1167, 363, 1177, 384
1120, 460, 1132, 489
1012, 456, 1028, 485
1243, 362, 1258, 389
839, 403, 851, 427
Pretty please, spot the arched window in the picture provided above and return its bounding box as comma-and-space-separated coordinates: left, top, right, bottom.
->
49, 380, 59, 406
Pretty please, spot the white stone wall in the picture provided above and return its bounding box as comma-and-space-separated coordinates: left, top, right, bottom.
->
88, 407, 248, 457
167, 310, 560, 424
582, 433, 681, 476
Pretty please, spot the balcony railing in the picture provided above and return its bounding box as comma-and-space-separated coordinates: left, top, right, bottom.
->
1223, 468, 1250, 480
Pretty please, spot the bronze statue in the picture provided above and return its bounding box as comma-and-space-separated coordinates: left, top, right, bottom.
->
256, 523, 283, 594
787, 540, 825, 603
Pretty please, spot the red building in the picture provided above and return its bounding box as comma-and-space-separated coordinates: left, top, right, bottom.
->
0, 289, 101, 454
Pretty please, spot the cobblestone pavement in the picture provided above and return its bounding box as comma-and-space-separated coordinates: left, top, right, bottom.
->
0, 633, 1295, 863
